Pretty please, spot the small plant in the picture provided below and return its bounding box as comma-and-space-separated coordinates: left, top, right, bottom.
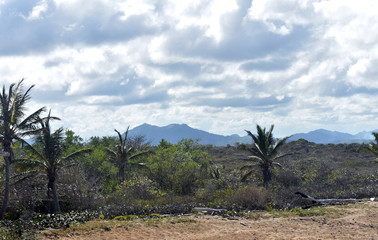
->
113, 215, 138, 221
149, 213, 164, 218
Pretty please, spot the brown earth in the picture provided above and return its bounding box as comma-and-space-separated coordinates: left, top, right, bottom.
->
42, 201, 377, 240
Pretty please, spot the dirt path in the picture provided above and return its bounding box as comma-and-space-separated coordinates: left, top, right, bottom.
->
42, 201, 378, 240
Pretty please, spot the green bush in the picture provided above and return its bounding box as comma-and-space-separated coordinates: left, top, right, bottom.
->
106, 176, 162, 206
147, 139, 210, 194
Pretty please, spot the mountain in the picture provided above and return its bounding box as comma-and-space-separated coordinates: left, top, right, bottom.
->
288, 129, 354, 144
288, 129, 377, 144
128, 123, 249, 146
128, 123, 377, 146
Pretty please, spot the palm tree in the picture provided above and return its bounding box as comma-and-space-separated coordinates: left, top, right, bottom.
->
361, 132, 378, 163
20, 112, 92, 213
240, 124, 292, 190
106, 127, 151, 183
0, 79, 45, 218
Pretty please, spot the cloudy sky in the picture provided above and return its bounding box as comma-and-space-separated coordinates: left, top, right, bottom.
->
1, 0, 378, 139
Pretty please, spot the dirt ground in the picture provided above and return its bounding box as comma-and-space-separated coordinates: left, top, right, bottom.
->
42, 201, 377, 240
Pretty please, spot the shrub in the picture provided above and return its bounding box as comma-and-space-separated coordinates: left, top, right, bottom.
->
106, 176, 162, 206
232, 186, 268, 210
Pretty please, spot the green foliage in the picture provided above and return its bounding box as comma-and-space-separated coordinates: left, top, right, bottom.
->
266, 206, 344, 218
149, 213, 165, 218
113, 215, 138, 221
106, 176, 162, 205
80, 145, 118, 192
147, 138, 210, 194
64, 129, 84, 150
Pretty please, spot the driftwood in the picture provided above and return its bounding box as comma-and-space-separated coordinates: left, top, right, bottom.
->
192, 207, 227, 213
295, 192, 358, 205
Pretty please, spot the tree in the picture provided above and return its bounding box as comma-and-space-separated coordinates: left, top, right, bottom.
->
106, 127, 152, 183
240, 124, 292, 190
82, 136, 119, 192
147, 138, 210, 194
0, 79, 45, 218
362, 132, 378, 163
20, 112, 92, 213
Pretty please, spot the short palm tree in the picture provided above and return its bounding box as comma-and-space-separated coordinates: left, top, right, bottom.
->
362, 132, 378, 162
20, 112, 92, 213
0, 79, 45, 218
106, 127, 151, 183
240, 124, 292, 190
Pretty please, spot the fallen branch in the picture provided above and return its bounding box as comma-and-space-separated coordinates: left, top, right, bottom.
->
295, 192, 358, 204
192, 207, 227, 213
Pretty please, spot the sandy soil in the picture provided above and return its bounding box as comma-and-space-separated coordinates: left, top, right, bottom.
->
42, 201, 377, 240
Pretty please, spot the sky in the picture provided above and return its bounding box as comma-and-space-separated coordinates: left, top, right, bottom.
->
1, 0, 378, 139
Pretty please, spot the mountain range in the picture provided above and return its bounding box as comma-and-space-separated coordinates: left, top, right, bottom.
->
128, 123, 377, 146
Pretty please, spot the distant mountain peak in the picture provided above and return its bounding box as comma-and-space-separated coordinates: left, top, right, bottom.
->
128, 123, 249, 146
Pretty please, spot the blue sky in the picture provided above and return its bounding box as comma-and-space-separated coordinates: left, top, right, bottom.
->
1, 0, 378, 139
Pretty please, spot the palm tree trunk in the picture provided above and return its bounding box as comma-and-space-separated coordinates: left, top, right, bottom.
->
51, 180, 61, 212
0, 156, 10, 219
47, 173, 60, 213
119, 163, 125, 183
262, 168, 271, 190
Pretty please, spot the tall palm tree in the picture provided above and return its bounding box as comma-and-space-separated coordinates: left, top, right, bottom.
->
0, 79, 45, 218
20, 112, 92, 213
106, 127, 151, 183
240, 124, 292, 190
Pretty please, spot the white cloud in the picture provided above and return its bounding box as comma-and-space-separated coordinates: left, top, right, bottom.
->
163, 0, 238, 42
24, 0, 48, 20
82, 95, 124, 104
117, 0, 155, 21
247, 0, 314, 35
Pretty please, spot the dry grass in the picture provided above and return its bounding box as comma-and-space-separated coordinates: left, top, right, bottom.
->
41, 216, 196, 239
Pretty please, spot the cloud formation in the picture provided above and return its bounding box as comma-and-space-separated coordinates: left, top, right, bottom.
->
0, 0, 377, 138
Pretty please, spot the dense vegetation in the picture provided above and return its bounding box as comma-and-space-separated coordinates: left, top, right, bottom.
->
0, 80, 377, 238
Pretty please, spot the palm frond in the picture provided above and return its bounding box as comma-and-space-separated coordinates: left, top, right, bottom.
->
11, 170, 42, 185
105, 148, 117, 158
240, 164, 257, 171
17, 107, 46, 133
271, 135, 292, 155
266, 124, 275, 148
247, 155, 264, 163
372, 132, 378, 144
18, 138, 46, 163
241, 170, 254, 182
130, 150, 153, 160
272, 152, 298, 161
272, 162, 282, 168
114, 129, 123, 147
129, 162, 151, 173
13, 158, 46, 170
60, 148, 92, 163
10, 80, 24, 124
124, 126, 130, 144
